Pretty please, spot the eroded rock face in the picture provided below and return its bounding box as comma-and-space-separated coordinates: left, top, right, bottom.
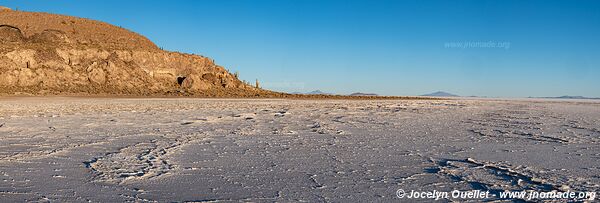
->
0, 25, 25, 43
30, 29, 71, 44
0, 9, 258, 95
0, 48, 250, 94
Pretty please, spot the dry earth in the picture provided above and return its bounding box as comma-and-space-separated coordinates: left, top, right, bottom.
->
0, 97, 599, 202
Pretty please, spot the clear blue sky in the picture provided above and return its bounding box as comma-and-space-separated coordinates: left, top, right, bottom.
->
4, 0, 600, 97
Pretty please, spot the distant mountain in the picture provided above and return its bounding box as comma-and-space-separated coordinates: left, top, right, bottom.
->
555, 96, 588, 99
535, 96, 600, 100
349, 92, 378, 96
306, 90, 332, 95
421, 91, 459, 97
291, 90, 333, 95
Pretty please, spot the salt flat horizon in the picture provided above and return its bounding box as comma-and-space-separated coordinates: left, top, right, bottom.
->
0, 97, 598, 202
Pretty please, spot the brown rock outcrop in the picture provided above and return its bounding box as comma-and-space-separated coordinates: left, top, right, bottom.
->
0, 8, 269, 96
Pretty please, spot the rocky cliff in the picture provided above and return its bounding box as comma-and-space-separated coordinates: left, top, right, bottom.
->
0, 8, 272, 96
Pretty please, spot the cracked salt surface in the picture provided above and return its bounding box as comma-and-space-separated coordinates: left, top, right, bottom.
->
0, 97, 599, 202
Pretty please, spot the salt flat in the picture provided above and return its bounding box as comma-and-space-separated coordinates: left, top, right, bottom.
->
0, 97, 598, 202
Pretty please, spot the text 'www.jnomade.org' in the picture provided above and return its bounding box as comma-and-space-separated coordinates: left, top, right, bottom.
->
396, 189, 596, 201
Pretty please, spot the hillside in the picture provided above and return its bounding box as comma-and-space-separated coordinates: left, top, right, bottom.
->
0, 8, 437, 100
0, 8, 276, 96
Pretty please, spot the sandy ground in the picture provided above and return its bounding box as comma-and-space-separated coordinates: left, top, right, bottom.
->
0, 97, 598, 202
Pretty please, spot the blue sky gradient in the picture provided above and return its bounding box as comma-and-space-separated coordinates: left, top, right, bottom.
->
4, 0, 600, 97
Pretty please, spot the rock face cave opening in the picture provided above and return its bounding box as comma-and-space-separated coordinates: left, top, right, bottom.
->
177, 76, 186, 87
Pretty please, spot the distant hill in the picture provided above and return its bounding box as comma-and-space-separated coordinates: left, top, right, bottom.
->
534, 96, 600, 100
307, 90, 332, 95
421, 91, 459, 97
349, 92, 378, 96
289, 90, 332, 95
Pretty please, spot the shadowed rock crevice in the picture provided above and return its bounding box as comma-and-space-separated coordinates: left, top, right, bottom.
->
177, 76, 187, 87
